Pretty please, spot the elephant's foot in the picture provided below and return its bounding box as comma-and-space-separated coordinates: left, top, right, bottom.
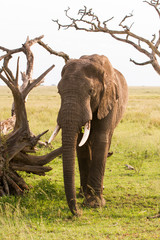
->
83, 194, 106, 208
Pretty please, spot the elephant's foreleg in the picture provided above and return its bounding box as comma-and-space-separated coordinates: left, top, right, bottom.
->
86, 119, 114, 207
77, 134, 92, 196
87, 139, 109, 205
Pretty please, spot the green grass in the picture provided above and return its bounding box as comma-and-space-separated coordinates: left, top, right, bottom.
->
0, 86, 160, 239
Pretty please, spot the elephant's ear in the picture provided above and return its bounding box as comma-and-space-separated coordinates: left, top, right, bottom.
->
97, 79, 119, 120
81, 54, 119, 119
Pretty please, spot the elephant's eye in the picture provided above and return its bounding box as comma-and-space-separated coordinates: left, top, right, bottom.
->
89, 88, 95, 96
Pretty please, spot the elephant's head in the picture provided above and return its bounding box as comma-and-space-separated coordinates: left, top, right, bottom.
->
53, 54, 120, 215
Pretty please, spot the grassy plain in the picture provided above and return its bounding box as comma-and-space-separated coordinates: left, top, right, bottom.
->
0, 86, 160, 239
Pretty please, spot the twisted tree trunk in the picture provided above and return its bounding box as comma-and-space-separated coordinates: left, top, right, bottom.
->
0, 36, 63, 196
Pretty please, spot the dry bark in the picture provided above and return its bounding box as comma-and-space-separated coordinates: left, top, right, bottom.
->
0, 36, 63, 196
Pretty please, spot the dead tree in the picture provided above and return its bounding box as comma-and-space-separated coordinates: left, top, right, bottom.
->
53, 0, 160, 75
0, 36, 66, 196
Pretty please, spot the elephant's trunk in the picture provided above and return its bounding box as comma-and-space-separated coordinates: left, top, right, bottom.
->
57, 93, 91, 215
62, 125, 79, 215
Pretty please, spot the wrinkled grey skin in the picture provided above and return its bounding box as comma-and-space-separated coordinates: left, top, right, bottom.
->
57, 54, 128, 215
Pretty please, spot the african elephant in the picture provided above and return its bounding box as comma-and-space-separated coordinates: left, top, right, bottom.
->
50, 54, 128, 215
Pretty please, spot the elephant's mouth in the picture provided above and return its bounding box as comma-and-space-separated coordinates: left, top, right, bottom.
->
48, 120, 91, 146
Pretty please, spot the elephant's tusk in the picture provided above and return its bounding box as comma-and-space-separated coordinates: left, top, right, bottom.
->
48, 125, 60, 144
79, 121, 91, 147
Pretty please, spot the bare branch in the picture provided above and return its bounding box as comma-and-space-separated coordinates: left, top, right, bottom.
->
103, 17, 114, 28
22, 64, 55, 99
3, 56, 15, 83
130, 59, 153, 65
38, 40, 69, 62
144, 0, 160, 17
11, 164, 52, 176
0, 47, 23, 61
23, 38, 34, 79
110, 33, 152, 58
0, 35, 69, 65
2, 67, 14, 83
0, 70, 14, 91
12, 147, 62, 166
53, 3, 160, 75
119, 12, 134, 31
155, 30, 160, 48
15, 57, 20, 87
25, 35, 44, 47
